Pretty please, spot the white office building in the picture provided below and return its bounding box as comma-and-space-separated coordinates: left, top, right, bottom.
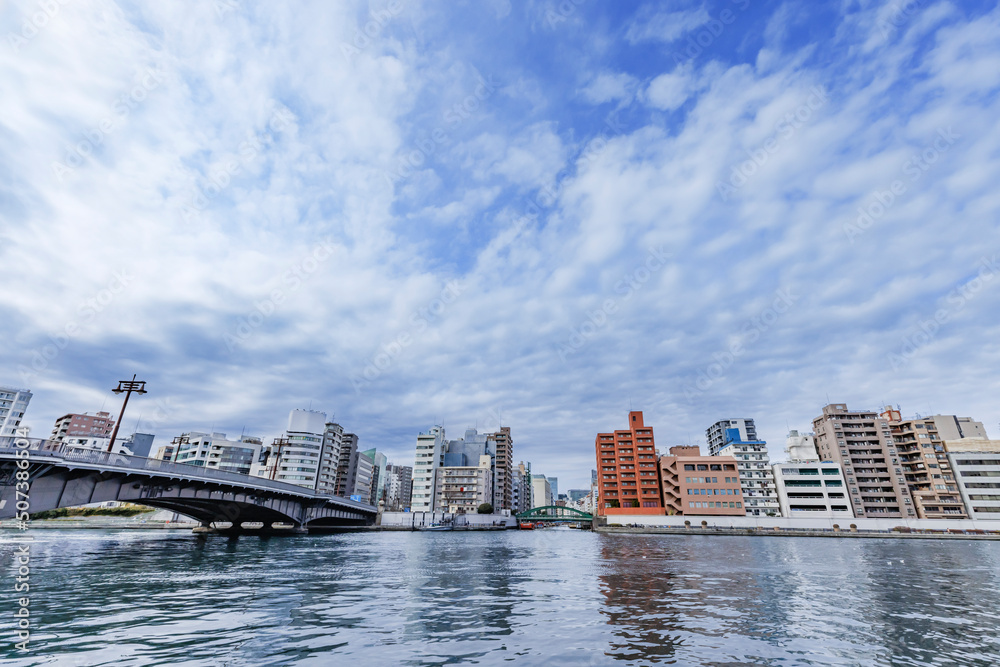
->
0, 386, 32, 437
171, 432, 262, 475
947, 449, 1000, 520
530, 474, 552, 508
773, 462, 854, 518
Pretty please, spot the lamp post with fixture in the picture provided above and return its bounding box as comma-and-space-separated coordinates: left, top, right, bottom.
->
106, 374, 147, 453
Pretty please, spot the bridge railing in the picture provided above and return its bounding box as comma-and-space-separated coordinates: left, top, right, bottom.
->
0, 437, 374, 510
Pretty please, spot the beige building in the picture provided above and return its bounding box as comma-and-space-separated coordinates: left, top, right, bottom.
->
880, 407, 966, 519
434, 454, 493, 514
812, 404, 915, 519
659, 446, 745, 516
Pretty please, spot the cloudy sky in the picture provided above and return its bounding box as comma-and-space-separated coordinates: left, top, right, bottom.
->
3, 0, 999, 491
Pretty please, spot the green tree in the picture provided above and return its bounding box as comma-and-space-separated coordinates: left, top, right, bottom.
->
477, 503, 493, 514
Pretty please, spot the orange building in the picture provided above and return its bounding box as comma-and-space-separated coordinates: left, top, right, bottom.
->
595, 411, 664, 516
659, 446, 745, 515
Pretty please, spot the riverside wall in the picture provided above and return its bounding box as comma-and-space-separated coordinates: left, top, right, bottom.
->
596, 514, 1000, 539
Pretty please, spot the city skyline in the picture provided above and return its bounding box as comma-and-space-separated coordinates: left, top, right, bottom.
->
3, 2, 1000, 493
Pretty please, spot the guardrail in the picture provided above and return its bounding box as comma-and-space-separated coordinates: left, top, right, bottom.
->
0, 437, 375, 512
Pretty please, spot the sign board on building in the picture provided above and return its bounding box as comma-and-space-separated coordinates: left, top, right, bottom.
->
349, 495, 363, 502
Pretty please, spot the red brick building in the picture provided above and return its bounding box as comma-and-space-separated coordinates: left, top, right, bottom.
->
595, 411, 663, 516
50, 411, 115, 442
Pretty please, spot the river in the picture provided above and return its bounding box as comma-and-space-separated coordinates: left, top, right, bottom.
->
3, 528, 1000, 665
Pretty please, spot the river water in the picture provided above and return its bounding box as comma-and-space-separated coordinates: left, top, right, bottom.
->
3, 528, 1000, 665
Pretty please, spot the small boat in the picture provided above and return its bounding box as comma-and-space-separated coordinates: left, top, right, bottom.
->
422, 524, 452, 531
519, 522, 535, 530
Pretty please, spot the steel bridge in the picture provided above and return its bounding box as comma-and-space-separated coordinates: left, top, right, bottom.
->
516, 505, 594, 522
0, 438, 377, 532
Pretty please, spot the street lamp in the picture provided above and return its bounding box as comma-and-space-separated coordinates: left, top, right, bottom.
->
107, 374, 147, 453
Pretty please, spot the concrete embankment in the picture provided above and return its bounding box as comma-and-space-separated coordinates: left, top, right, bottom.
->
596, 525, 1000, 540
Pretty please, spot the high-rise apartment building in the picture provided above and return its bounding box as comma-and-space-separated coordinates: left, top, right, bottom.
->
314, 422, 345, 496
412, 426, 446, 512
706, 418, 758, 456
711, 422, 779, 516
334, 433, 360, 497
659, 446, 745, 516
595, 411, 662, 515
488, 427, 514, 511
880, 407, 966, 519
512, 461, 533, 514
0, 387, 31, 438
385, 464, 413, 510
50, 411, 115, 441
813, 404, 914, 518
350, 448, 375, 501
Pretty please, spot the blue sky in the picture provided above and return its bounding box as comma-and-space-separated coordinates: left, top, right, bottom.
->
2, 0, 999, 491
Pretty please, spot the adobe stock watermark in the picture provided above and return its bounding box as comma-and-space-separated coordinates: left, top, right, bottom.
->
383, 74, 499, 187
52, 67, 165, 181
717, 86, 828, 202
340, 0, 404, 60
17, 270, 134, 384
557, 246, 671, 362
545, 0, 587, 28
224, 238, 336, 352
683, 287, 799, 401
843, 126, 960, 243
6, 0, 70, 53
10, 437, 33, 653
180, 106, 296, 222
671, 0, 752, 67
351, 279, 464, 394
887, 255, 998, 371
878, 0, 925, 41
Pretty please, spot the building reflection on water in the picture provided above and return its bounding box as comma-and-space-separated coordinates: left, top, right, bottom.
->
597, 534, 783, 665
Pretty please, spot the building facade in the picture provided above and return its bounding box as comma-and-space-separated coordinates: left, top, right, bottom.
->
659, 446, 744, 516
706, 418, 758, 456
434, 454, 493, 513
412, 426, 446, 512
512, 461, 533, 514
947, 450, 1000, 520
488, 427, 514, 511
813, 404, 914, 519
170, 432, 262, 475
530, 474, 552, 508
385, 464, 413, 510
334, 433, 360, 497
773, 462, 854, 518
315, 422, 345, 496
50, 411, 115, 442
714, 426, 779, 516
595, 411, 662, 515
881, 407, 967, 519
0, 387, 31, 438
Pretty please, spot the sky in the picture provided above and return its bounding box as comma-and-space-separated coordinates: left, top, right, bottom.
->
2, 0, 999, 492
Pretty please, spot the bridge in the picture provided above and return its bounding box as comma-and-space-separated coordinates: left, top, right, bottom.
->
516, 505, 593, 523
0, 438, 377, 533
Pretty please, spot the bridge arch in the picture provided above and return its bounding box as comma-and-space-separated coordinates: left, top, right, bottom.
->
516, 506, 593, 522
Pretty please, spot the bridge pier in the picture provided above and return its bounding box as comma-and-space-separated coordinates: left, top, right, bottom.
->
192, 521, 309, 535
